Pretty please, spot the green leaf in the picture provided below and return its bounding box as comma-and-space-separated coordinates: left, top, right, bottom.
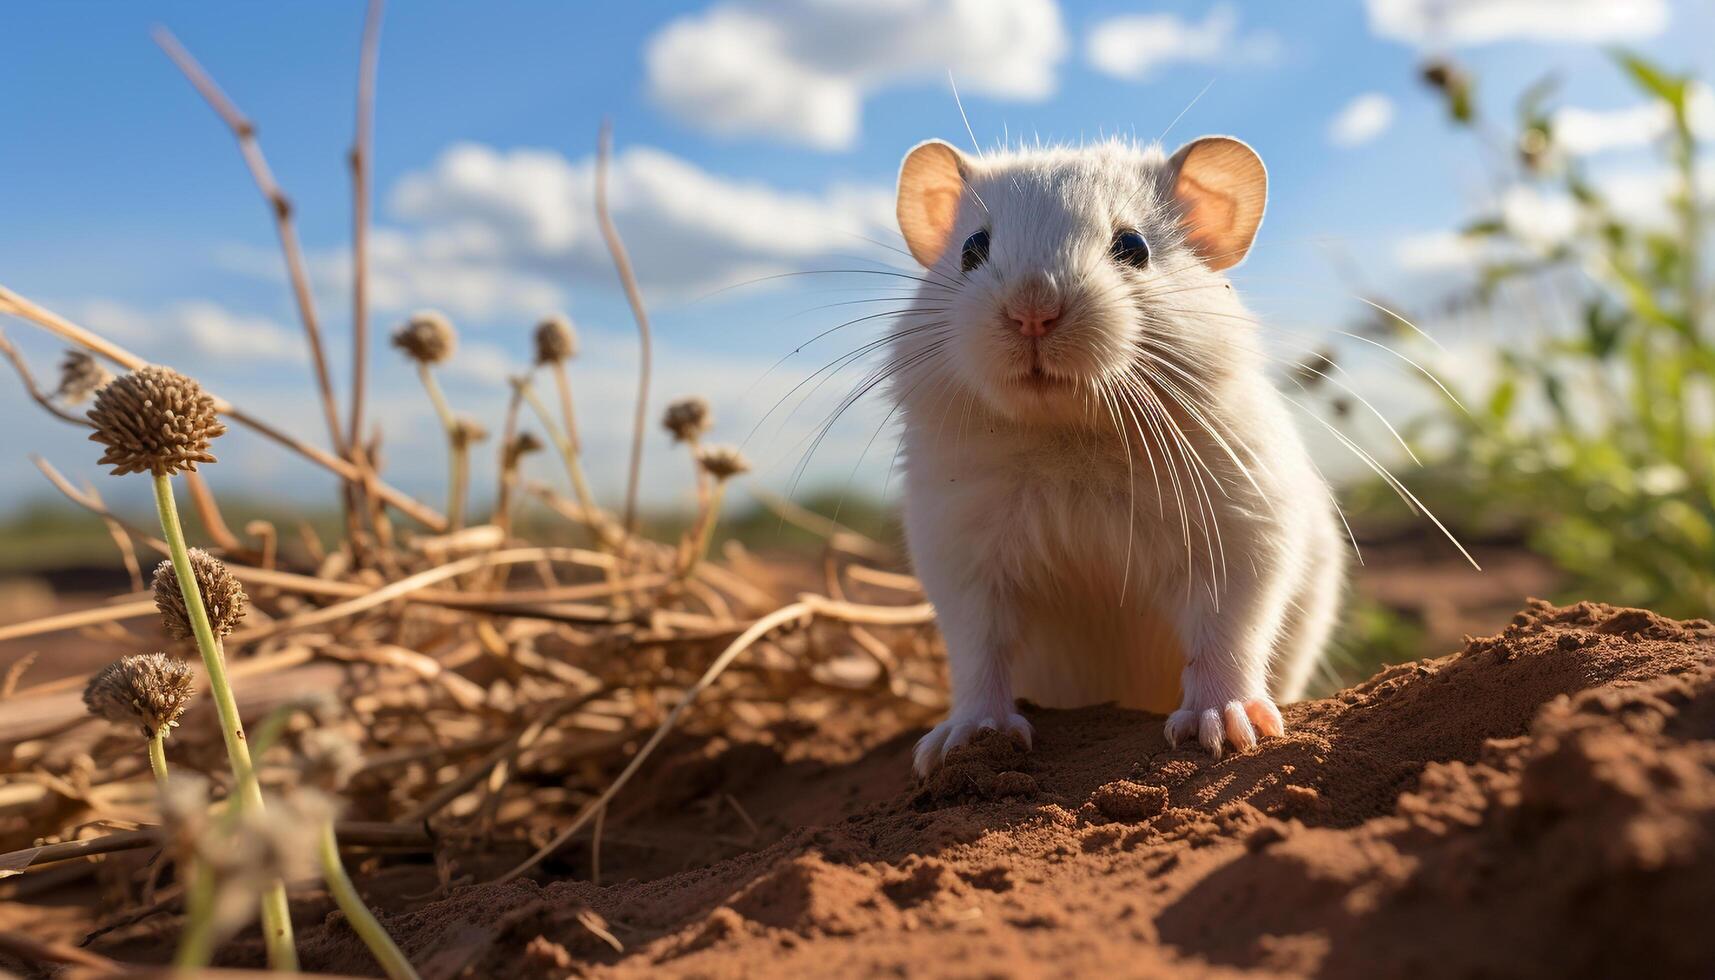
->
1615, 51, 1687, 111
1582, 303, 1624, 359
1487, 378, 1518, 420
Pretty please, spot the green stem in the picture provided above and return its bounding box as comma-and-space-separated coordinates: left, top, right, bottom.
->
174, 857, 218, 969
152, 473, 297, 971
146, 730, 169, 791
317, 820, 420, 980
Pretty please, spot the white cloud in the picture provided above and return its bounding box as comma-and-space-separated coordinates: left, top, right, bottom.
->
1553, 83, 1715, 156
217, 142, 901, 321
373, 142, 897, 315
73, 299, 306, 365
1393, 229, 1489, 272
1499, 184, 1578, 250
1328, 93, 1396, 148
176, 301, 308, 362
1392, 161, 1715, 275
1085, 4, 1280, 81
645, 0, 1067, 150
1365, 0, 1667, 46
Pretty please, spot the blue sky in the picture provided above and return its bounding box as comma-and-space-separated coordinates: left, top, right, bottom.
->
1, 0, 1709, 518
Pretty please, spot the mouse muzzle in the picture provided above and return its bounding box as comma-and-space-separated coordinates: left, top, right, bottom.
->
1004, 271, 1062, 338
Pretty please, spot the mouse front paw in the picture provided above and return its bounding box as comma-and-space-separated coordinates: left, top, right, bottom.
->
1165, 696, 1284, 760
913, 709, 1033, 778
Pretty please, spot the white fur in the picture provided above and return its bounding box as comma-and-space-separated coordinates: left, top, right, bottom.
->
889, 140, 1344, 776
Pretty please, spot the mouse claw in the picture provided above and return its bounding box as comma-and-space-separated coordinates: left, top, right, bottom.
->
1166, 696, 1283, 759
913, 709, 1033, 778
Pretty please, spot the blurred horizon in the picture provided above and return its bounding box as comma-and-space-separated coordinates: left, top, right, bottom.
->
2, 0, 1710, 525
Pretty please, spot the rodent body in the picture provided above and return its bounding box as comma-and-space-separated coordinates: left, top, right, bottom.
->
887, 137, 1344, 775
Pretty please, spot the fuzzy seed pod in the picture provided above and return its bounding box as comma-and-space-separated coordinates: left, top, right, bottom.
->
451, 416, 489, 449
392, 310, 456, 365
57, 350, 112, 404
696, 444, 750, 482
298, 730, 363, 792
153, 550, 248, 639
83, 652, 196, 738
533, 314, 578, 365
663, 396, 712, 444
86, 365, 226, 476
504, 431, 544, 468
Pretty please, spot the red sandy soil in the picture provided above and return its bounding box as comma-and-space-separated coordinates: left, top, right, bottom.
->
256, 599, 1714, 979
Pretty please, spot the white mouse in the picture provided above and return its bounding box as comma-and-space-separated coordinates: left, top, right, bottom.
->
887, 136, 1345, 776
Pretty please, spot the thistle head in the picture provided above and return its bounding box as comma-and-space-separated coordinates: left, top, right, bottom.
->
57, 350, 112, 404
696, 444, 750, 482
450, 416, 489, 449
86, 365, 225, 476
153, 550, 248, 639
504, 431, 544, 468
392, 310, 456, 365
533, 314, 578, 365
663, 396, 712, 444
83, 652, 196, 738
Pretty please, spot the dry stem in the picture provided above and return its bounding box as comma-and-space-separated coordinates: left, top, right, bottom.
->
0, 284, 447, 530
595, 122, 651, 540
0, 328, 87, 425
152, 27, 345, 459
347, 0, 385, 453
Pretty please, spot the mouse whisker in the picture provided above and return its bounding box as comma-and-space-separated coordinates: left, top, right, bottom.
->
784, 340, 951, 499
1261, 349, 1422, 467
1129, 344, 1275, 504
744, 318, 949, 447
1094, 378, 1139, 602
1118, 371, 1218, 598
1124, 366, 1232, 597
697, 267, 959, 303
1282, 394, 1480, 571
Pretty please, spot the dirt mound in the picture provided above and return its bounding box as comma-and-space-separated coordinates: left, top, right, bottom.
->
287, 600, 1715, 977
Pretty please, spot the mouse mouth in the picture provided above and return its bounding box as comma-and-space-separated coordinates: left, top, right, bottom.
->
1012, 365, 1075, 392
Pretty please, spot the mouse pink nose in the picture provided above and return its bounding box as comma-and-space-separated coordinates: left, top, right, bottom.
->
1005, 272, 1063, 338
1008, 301, 1061, 338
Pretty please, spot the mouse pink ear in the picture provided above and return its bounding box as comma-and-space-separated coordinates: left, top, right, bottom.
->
1168, 137, 1267, 271
896, 140, 968, 268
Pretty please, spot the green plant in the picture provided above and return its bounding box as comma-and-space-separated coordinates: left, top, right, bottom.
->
81, 652, 195, 789
1406, 52, 1714, 616
85, 365, 299, 969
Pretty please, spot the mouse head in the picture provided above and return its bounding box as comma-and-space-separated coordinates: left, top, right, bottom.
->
891, 137, 1266, 426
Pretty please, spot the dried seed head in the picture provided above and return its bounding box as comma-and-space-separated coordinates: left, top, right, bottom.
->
83, 652, 196, 738
504, 431, 544, 468
663, 396, 712, 444
153, 550, 248, 639
298, 730, 363, 792
86, 365, 226, 476
451, 416, 489, 449
533, 314, 579, 365
696, 444, 750, 482
57, 350, 112, 404
392, 310, 456, 365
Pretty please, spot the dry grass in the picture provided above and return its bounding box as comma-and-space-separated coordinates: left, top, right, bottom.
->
0, 14, 946, 974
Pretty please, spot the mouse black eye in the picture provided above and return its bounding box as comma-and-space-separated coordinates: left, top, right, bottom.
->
960, 230, 990, 274
1110, 229, 1150, 268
